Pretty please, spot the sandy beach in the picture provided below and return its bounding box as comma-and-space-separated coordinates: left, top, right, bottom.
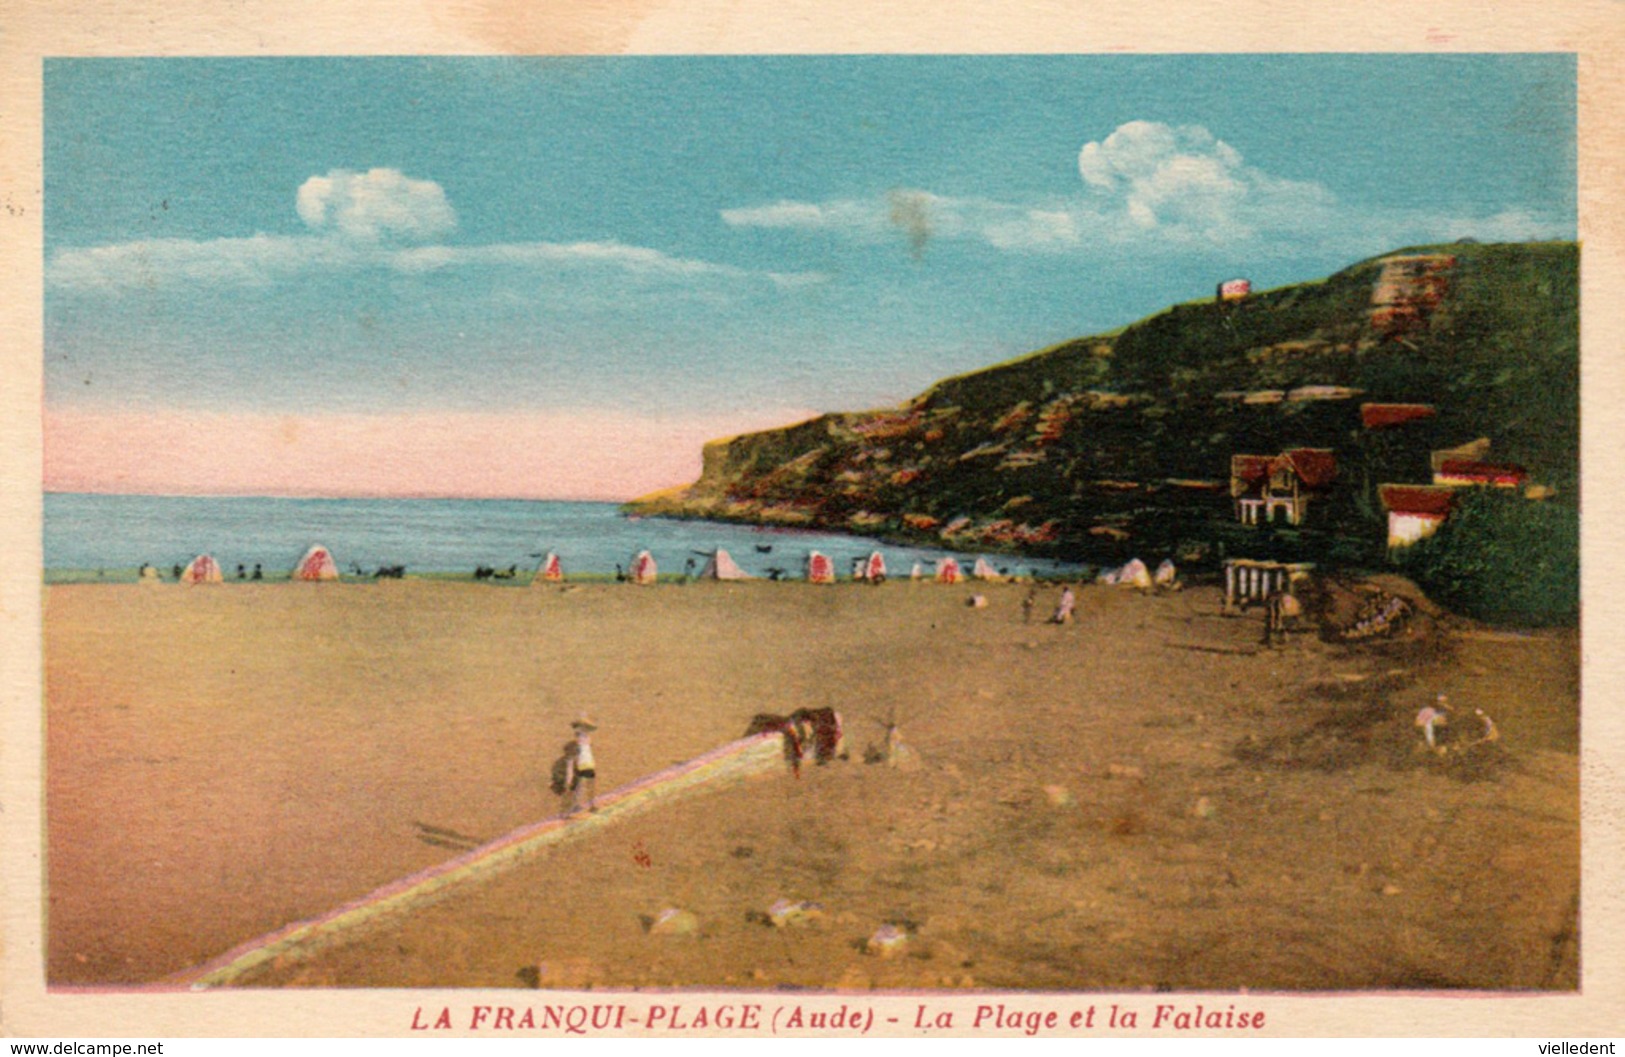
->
44, 577, 1578, 991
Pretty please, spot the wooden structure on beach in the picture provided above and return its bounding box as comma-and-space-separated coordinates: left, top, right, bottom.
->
1222, 558, 1314, 611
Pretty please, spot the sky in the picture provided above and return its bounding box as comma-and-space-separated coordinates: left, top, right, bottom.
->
43, 55, 1576, 500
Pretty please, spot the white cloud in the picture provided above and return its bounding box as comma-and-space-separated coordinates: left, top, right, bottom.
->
724, 188, 1045, 253
721, 121, 1563, 258
1406, 208, 1555, 244
720, 200, 848, 229
48, 235, 825, 292
45, 235, 356, 290
48, 170, 823, 293
295, 168, 456, 242
1074, 121, 1336, 245
984, 208, 1083, 251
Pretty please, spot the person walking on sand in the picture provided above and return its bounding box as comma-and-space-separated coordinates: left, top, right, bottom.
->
564, 714, 599, 815
1050, 585, 1076, 625
1021, 586, 1038, 624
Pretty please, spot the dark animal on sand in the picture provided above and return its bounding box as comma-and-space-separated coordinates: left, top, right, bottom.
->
744, 708, 847, 775
792, 707, 847, 765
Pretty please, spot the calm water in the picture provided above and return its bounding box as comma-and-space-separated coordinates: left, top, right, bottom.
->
44, 493, 1084, 580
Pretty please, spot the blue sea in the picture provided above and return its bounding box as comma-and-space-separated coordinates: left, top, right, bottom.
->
43, 493, 1084, 580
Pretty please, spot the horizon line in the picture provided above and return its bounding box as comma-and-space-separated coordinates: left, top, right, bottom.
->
43, 487, 645, 504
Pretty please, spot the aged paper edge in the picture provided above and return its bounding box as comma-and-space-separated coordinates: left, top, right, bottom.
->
1, 0, 1620, 1039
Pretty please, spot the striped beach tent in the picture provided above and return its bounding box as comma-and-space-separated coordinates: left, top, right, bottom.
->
972, 557, 1002, 581
935, 557, 963, 584
181, 554, 223, 584
293, 545, 339, 581
806, 551, 836, 584
630, 550, 658, 585
535, 552, 564, 583
862, 551, 887, 582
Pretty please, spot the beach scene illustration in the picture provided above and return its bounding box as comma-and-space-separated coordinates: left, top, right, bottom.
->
43, 55, 1578, 994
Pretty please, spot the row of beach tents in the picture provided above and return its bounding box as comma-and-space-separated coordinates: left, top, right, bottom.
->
1096, 557, 1181, 591
161, 545, 1085, 586
156, 545, 340, 584
165, 547, 995, 585
608, 549, 1004, 585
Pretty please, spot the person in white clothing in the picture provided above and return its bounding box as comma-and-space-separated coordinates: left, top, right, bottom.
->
565, 714, 599, 815
1050, 586, 1076, 625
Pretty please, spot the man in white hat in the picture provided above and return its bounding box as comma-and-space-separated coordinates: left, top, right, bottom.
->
565, 715, 599, 815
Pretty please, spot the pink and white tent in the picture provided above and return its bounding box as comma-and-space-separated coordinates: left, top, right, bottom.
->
806, 551, 836, 584
1097, 557, 1153, 589
935, 557, 963, 584
293, 545, 339, 581
630, 550, 658, 585
700, 549, 750, 580
536, 552, 564, 583
972, 557, 1002, 581
862, 551, 887, 582
181, 554, 222, 584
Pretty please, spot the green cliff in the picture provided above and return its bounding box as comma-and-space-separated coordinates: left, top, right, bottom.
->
628, 241, 1577, 570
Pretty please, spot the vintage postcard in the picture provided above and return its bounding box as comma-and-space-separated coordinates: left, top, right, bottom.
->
3, 0, 1620, 1041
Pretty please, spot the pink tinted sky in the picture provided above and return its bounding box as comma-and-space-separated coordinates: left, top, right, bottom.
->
44, 408, 815, 501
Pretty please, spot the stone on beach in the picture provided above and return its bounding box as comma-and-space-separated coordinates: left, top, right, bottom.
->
766, 899, 826, 928
648, 908, 699, 936
865, 924, 910, 958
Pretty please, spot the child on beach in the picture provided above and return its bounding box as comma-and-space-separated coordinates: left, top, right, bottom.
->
562, 715, 599, 815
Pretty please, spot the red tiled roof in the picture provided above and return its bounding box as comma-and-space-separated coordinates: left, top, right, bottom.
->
1379, 485, 1454, 516
1284, 448, 1338, 488
1230, 454, 1272, 484
1438, 460, 1527, 482
1361, 403, 1436, 429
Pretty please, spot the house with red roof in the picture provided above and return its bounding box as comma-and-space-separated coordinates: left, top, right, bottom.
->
1434, 459, 1528, 489
1229, 448, 1338, 526
1379, 484, 1455, 549
1360, 403, 1436, 430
